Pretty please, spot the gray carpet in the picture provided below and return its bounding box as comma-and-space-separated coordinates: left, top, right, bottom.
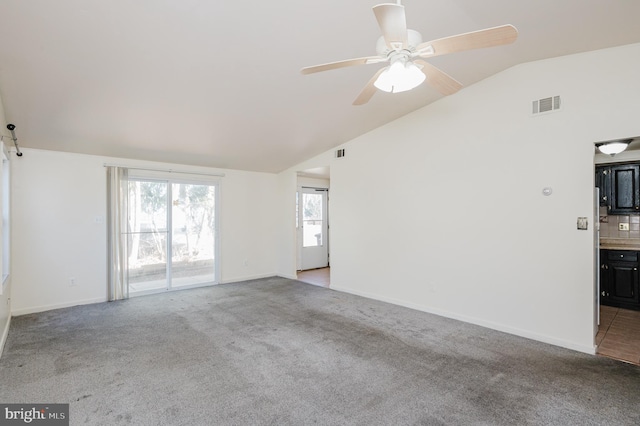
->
1, 277, 639, 425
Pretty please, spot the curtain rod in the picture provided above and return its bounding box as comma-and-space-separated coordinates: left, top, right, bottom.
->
2, 124, 23, 156
103, 163, 225, 178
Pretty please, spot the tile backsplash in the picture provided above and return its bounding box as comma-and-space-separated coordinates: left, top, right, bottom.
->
599, 206, 640, 238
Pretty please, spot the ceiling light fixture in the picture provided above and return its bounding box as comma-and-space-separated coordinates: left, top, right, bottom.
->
374, 58, 425, 93
597, 140, 632, 156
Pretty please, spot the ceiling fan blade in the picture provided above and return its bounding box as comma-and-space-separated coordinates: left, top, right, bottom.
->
373, 3, 408, 50
414, 60, 463, 96
353, 68, 386, 106
416, 24, 518, 58
301, 56, 381, 75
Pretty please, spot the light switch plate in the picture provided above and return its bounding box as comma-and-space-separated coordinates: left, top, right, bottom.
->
619, 223, 630, 231
577, 217, 588, 230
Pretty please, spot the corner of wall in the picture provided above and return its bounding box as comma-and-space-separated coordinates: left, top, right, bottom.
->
0, 91, 10, 359
0, 311, 11, 358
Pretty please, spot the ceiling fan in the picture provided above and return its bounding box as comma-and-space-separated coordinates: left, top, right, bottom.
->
301, 1, 518, 105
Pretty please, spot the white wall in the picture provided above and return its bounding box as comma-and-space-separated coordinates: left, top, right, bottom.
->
276, 171, 298, 279
11, 148, 278, 315
0, 93, 11, 355
278, 42, 640, 354
297, 176, 329, 189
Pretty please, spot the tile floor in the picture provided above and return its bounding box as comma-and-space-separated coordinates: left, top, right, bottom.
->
296, 267, 330, 288
597, 305, 640, 365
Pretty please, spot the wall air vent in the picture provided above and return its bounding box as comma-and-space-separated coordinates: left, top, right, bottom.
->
335, 149, 346, 158
532, 95, 561, 115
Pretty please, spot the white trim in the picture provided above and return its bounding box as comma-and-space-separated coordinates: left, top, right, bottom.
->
11, 297, 107, 317
127, 170, 222, 185
130, 281, 218, 298
0, 314, 10, 359
165, 182, 173, 292
123, 176, 221, 296
220, 273, 277, 284
299, 187, 329, 270
214, 179, 222, 286
103, 163, 225, 178
331, 285, 597, 355
278, 273, 298, 280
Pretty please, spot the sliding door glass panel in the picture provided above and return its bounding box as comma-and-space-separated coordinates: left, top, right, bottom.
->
302, 192, 323, 247
127, 180, 168, 294
171, 183, 216, 287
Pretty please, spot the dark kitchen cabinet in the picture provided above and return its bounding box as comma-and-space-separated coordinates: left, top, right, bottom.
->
600, 250, 640, 310
610, 164, 640, 214
595, 163, 640, 214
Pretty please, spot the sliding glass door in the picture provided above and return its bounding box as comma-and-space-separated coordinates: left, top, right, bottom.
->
127, 180, 168, 293
171, 182, 216, 288
126, 178, 218, 295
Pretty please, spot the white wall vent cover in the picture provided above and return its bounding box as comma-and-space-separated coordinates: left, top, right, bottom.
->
335, 149, 345, 158
532, 95, 561, 115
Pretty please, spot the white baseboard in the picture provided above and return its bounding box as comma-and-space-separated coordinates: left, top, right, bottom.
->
331, 285, 596, 355
220, 273, 277, 284
278, 273, 298, 280
0, 314, 10, 359
13, 276, 282, 314
11, 297, 107, 317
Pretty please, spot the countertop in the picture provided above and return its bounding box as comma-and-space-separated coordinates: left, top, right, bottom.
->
600, 238, 640, 251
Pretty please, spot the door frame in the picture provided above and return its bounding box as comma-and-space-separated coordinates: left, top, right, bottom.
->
126, 170, 221, 296
297, 185, 329, 271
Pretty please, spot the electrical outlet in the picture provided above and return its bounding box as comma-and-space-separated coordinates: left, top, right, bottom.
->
69, 277, 77, 287
619, 223, 630, 231
243, 259, 248, 267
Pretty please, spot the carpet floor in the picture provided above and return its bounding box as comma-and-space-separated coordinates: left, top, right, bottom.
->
1, 277, 639, 425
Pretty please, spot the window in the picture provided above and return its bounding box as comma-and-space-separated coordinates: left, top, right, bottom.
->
302, 192, 323, 247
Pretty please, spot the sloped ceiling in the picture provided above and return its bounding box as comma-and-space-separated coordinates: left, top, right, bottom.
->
1, 0, 640, 173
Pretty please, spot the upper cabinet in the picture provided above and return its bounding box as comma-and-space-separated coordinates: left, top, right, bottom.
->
611, 164, 640, 213
596, 163, 640, 214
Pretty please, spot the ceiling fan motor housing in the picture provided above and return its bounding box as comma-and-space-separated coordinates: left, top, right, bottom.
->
376, 29, 423, 56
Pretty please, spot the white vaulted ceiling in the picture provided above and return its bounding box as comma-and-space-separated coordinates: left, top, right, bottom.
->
1, 0, 640, 172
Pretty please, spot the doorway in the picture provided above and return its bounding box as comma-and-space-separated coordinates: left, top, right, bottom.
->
126, 178, 218, 295
594, 139, 640, 365
296, 167, 331, 287
299, 187, 329, 270
297, 267, 330, 288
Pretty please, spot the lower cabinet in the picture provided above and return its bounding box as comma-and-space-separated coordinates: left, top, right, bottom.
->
600, 250, 640, 310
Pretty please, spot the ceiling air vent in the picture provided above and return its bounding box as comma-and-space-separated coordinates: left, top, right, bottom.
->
532, 95, 561, 115
335, 149, 346, 158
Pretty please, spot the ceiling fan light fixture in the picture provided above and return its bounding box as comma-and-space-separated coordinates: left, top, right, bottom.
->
374, 60, 425, 93
301, 2, 518, 105
598, 141, 631, 156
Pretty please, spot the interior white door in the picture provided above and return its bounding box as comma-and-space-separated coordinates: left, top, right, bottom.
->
300, 187, 329, 270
